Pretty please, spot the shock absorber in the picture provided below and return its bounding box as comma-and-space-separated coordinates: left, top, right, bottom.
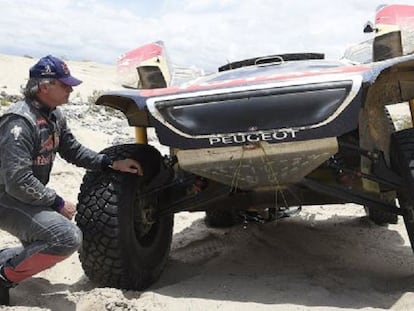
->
135, 127, 148, 144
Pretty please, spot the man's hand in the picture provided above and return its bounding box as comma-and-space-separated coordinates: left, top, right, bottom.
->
59, 201, 77, 220
112, 158, 143, 175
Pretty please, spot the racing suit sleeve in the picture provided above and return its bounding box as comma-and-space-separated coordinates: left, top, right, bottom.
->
0, 117, 57, 206
56, 116, 107, 170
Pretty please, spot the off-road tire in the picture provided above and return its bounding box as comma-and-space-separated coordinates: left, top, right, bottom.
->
390, 128, 414, 251
76, 144, 174, 290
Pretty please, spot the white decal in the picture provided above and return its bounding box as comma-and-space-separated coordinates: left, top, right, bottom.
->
22, 182, 45, 200
43, 64, 52, 75
209, 129, 298, 145
10, 125, 22, 140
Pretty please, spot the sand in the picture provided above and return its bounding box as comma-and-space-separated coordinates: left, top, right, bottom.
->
0, 53, 414, 311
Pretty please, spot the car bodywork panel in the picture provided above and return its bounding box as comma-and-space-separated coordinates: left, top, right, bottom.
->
95, 4, 414, 190
97, 55, 414, 148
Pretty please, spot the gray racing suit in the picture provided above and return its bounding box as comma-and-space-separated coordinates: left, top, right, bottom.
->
0, 99, 111, 284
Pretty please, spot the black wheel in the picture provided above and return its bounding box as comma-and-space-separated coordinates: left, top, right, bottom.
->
390, 128, 414, 251
76, 144, 174, 290
205, 208, 241, 228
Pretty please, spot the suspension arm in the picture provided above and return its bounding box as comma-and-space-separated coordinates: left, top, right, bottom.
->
301, 177, 405, 216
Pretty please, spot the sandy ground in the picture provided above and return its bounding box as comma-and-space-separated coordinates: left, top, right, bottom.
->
1, 53, 414, 311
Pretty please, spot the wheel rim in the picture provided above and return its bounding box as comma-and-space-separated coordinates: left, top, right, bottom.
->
133, 191, 160, 247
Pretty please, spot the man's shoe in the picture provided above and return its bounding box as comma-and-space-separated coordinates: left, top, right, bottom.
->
0, 282, 9, 306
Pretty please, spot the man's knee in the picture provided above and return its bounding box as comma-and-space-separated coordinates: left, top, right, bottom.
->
48, 221, 82, 256
63, 224, 82, 254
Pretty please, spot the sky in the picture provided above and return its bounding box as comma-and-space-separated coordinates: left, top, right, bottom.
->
0, 0, 411, 71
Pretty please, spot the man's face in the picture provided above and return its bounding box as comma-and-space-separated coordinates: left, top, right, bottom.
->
38, 79, 73, 108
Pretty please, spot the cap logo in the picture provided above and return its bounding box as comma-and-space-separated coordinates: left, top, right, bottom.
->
42, 64, 53, 75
